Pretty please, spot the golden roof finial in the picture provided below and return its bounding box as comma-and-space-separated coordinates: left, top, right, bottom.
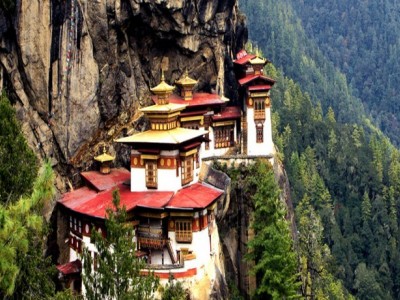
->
176, 68, 198, 87
94, 143, 115, 163
161, 69, 165, 82
150, 69, 175, 94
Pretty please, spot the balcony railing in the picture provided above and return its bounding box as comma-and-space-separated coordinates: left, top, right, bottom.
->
138, 236, 167, 250
254, 110, 265, 120
176, 230, 192, 243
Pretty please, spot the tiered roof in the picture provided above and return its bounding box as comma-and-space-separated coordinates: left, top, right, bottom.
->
58, 173, 223, 219
116, 127, 207, 145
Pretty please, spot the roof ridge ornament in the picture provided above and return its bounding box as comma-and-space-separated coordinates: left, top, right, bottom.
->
94, 143, 115, 174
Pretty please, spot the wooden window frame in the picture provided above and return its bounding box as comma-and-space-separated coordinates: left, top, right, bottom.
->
175, 219, 193, 243
254, 99, 266, 120
145, 160, 158, 189
214, 125, 234, 149
181, 156, 194, 185
256, 122, 264, 143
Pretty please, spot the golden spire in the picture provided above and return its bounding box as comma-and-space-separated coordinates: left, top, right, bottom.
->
94, 143, 115, 163
161, 69, 165, 82
94, 143, 115, 174
176, 69, 198, 87
150, 69, 175, 105
150, 70, 175, 93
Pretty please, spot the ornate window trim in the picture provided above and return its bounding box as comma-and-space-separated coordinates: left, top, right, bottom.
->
175, 219, 193, 243
145, 160, 158, 189
181, 155, 194, 185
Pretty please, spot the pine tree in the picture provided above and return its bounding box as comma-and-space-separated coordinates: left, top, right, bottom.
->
0, 163, 55, 297
0, 92, 38, 204
82, 189, 159, 300
245, 160, 300, 299
161, 274, 188, 300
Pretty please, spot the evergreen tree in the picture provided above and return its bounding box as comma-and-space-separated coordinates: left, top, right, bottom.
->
161, 274, 188, 300
0, 163, 55, 297
82, 189, 159, 300
296, 195, 350, 300
245, 160, 300, 299
0, 92, 38, 204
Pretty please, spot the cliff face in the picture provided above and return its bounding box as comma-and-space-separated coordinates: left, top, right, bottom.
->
0, 0, 247, 190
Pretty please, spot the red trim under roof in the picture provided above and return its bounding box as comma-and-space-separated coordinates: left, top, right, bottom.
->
181, 141, 202, 151
137, 149, 161, 155
169, 93, 225, 107
57, 259, 82, 275
180, 110, 208, 117
238, 74, 276, 86
248, 85, 272, 91
81, 168, 130, 192
234, 54, 257, 65
167, 183, 223, 209
212, 106, 241, 121
59, 184, 174, 219
152, 93, 225, 107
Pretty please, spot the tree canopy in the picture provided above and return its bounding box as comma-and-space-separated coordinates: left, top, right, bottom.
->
82, 189, 159, 300
244, 160, 300, 299
0, 92, 38, 204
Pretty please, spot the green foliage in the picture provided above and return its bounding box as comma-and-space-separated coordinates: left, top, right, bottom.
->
82, 189, 159, 300
296, 196, 351, 300
259, 61, 400, 298
353, 263, 386, 300
240, 0, 365, 127
0, 92, 38, 204
160, 274, 188, 300
0, 163, 56, 298
244, 160, 300, 299
288, 0, 400, 146
241, 1, 400, 297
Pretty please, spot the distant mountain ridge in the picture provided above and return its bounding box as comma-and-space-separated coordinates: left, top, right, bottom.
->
241, 0, 400, 146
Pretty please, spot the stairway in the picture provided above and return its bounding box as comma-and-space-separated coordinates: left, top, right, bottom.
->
166, 240, 177, 264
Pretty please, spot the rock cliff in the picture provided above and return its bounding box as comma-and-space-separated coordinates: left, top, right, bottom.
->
0, 0, 247, 190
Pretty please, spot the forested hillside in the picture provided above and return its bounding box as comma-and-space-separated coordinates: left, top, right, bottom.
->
240, 1, 400, 298
241, 0, 400, 146
269, 63, 400, 298
291, 0, 400, 147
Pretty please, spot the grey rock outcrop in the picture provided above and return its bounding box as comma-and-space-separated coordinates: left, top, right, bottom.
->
0, 0, 247, 190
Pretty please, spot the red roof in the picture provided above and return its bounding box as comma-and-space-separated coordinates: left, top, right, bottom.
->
248, 85, 272, 91
152, 93, 225, 107
167, 183, 223, 209
238, 74, 276, 86
81, 168, 130, 192
180, 110, 208, 117
57, 259, 82, 275
59, 183, 174, 218
234, 54, 257, 65
212, 106, 241, 121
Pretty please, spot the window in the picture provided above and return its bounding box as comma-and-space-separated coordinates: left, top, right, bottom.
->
214, 125, 234, 149
181, 156, 194, 185
254, 99, 265, 120
69, 216, 82, 235
145, 160, 158, 188
182, 121, 200, 130
256, 122, 264, 143
175, 219, 192, 243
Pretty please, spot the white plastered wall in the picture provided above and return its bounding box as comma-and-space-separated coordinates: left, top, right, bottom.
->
246, 107, 274, 156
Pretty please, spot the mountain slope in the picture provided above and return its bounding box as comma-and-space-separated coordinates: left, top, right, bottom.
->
241, 1, 400, 298
291, 0, 400, 146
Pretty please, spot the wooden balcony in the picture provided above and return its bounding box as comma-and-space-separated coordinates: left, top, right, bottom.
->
176, 230, 192, 243
254, 110, 265, 120
138, 236, 167, 250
